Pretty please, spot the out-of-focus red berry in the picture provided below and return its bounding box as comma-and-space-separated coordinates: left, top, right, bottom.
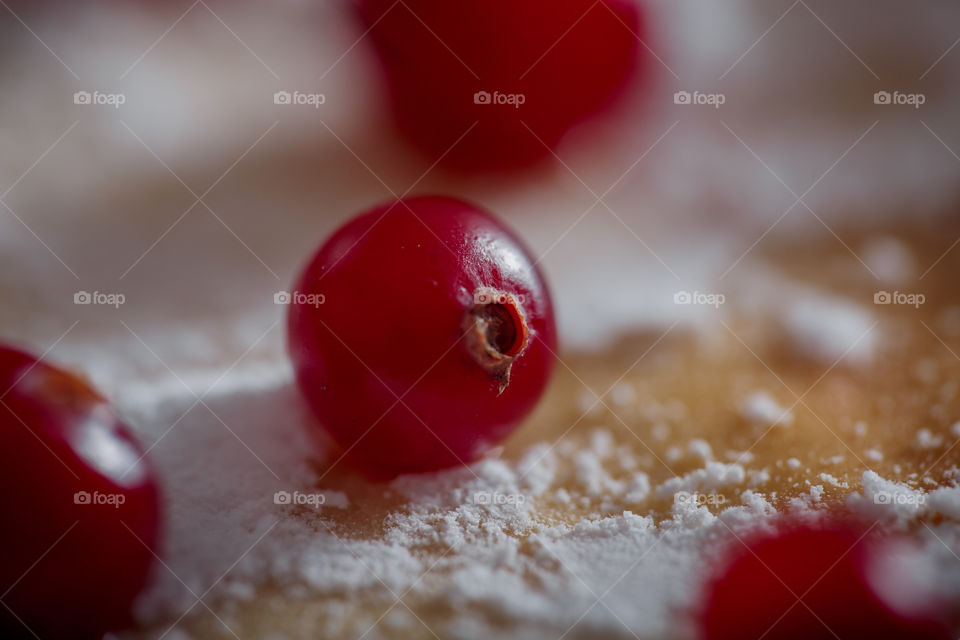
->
357, 0, 644, 172
700, 521, 952, 640
0, 345, 161, 640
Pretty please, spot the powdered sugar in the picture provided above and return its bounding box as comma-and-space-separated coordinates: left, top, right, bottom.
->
740, 391, 794, 427
846, 471, 928, 525
916, 428, 945, 449
780, 292, 878, 366
116, 361, 806, 639
788, 485, 825, 510
818, 473, 849, 489
928, 487, 960, 520
654, 462, 746, 499
112, 345, 960, 640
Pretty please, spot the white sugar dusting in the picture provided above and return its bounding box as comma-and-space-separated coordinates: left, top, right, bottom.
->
730, 270, 881, 367
781, 293, 878, 366
847, 471, 928, 525
788, 485, 825, 510
740, 391, 794, 426
103, 353, 960, 640
818, 473, 849, 489
111, 360, 882, 639
928, 487, 960, 520
655, 462, 747, 499
687, 439, 714, 461
915, 428, 944, 449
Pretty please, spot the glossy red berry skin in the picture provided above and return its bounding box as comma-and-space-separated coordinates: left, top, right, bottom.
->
356, 0, 643, 172
0, 346, 161, 640
700, 522, 951, 640
288, 196, 556, 473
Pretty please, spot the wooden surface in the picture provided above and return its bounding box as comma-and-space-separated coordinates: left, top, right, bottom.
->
132, 216, 960, 639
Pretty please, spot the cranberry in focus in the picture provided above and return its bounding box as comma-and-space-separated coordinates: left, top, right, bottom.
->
356, 0, 644, 172
700, 522, 951, 640
0, 345, 161, 640
287, 196, 556, 473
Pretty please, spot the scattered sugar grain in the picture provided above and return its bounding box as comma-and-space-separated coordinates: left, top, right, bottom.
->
916, 428, 943, 449
740, 391, 794, 426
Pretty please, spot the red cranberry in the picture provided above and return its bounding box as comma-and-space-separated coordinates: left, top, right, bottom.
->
700, 521, 951, 640
287, 196, 556, 473
0, 345, 161, 640
356, 0, 644, 172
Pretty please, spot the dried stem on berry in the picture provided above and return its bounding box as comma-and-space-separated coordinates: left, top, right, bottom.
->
464, 288, 530, 393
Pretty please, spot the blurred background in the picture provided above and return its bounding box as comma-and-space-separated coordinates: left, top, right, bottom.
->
2, 1, 960, 637
1, 0, 958, 380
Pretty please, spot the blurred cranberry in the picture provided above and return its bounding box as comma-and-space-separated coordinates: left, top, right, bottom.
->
700, 521, 951, 640
0, 345, 161, 640
356, 0, 644, 172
